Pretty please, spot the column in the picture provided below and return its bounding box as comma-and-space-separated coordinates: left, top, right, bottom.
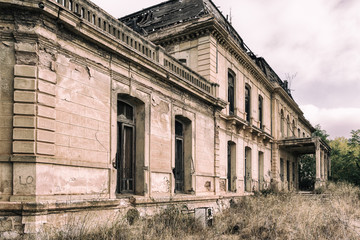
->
315, 140, 321, 189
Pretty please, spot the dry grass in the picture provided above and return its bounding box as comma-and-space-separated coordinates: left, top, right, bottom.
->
47, 182, 360, 240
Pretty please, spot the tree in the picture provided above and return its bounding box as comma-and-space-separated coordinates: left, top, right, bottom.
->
312, 124, 330, 144
330, 130, 360, 186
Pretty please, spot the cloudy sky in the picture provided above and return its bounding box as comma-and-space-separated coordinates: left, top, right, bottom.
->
91, 0, 360, 139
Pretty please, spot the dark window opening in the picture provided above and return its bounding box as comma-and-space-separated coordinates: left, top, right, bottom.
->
178, 58, 187, 64
228, 72, 235, 115
280, 158, 284, 182
245, 86, 251, 122
259, 95, 263, 129
175, 120, 184, 192
116, 100, 135, 193
227, 141, 236, 192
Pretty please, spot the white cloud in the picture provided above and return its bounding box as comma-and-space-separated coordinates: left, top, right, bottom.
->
301, 104, 360, 139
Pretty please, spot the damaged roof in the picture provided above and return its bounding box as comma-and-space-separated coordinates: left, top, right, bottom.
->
119, 0, 291, 97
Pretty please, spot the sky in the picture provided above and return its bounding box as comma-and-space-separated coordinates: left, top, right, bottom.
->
91, 0, 360, 139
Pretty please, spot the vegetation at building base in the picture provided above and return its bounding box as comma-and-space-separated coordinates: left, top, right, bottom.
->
44, 182, 360, 240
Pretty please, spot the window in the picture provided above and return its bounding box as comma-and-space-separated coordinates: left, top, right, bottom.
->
292, 162, 295, 182
298, 128, 301, 138
258, 95, 263, 129
245, 85, 251, 122
62, 0, 66, 7
280, 158, 284, 182
287, 115, 290, 137
228, 71, 235, 115
75, 4, 79, 13
175, 120, 184, 192
174, 116, 193, 193
258, 151, 264, 191
116, 100, 135, 193
286, 160, 290, 182
245, 147, 252, 192
280, 109, 284, 137
68, 0, 72, 10
92, 15, 96, 24
81, 8, 85, 18
227, 141, 236, 192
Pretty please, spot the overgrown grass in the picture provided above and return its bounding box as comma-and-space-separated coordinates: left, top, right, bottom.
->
47, 182, 360, 240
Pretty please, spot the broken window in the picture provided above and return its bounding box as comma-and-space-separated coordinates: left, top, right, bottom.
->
116, 100, 135, 193
245, 85, 251, 122
258, 95, 263, 129
228, 71, 235, 115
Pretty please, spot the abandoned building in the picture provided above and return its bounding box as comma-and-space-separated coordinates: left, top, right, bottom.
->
0, 0, 331, 237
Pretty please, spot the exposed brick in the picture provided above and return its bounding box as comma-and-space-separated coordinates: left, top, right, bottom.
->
38, 68, 56, 83
14, 103, 36, 115
13, 116, 36, 128
37, 129, 55, 143
13, 128, 35, 140
14, 90, 36, 103
14, 65, 37, 78
37, 142, 55, 155
38, 93, 56, 107
13, 141, 35, 154
38, 105, 55, 119
14, 77, 36, 90
37, 117, 55, 131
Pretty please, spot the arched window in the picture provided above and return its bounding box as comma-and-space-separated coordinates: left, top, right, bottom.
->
75, 4, 79, 13
68, 0, 72, 10
245, 85, 251, 122
81, 8, 85, 18
258, 95, 263, 129
228, 71, 235, 115
92, 15, 96, 24
298, 128, 301, 138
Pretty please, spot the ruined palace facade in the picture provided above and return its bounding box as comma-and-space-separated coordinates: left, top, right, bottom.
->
0, 0, 330, 237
